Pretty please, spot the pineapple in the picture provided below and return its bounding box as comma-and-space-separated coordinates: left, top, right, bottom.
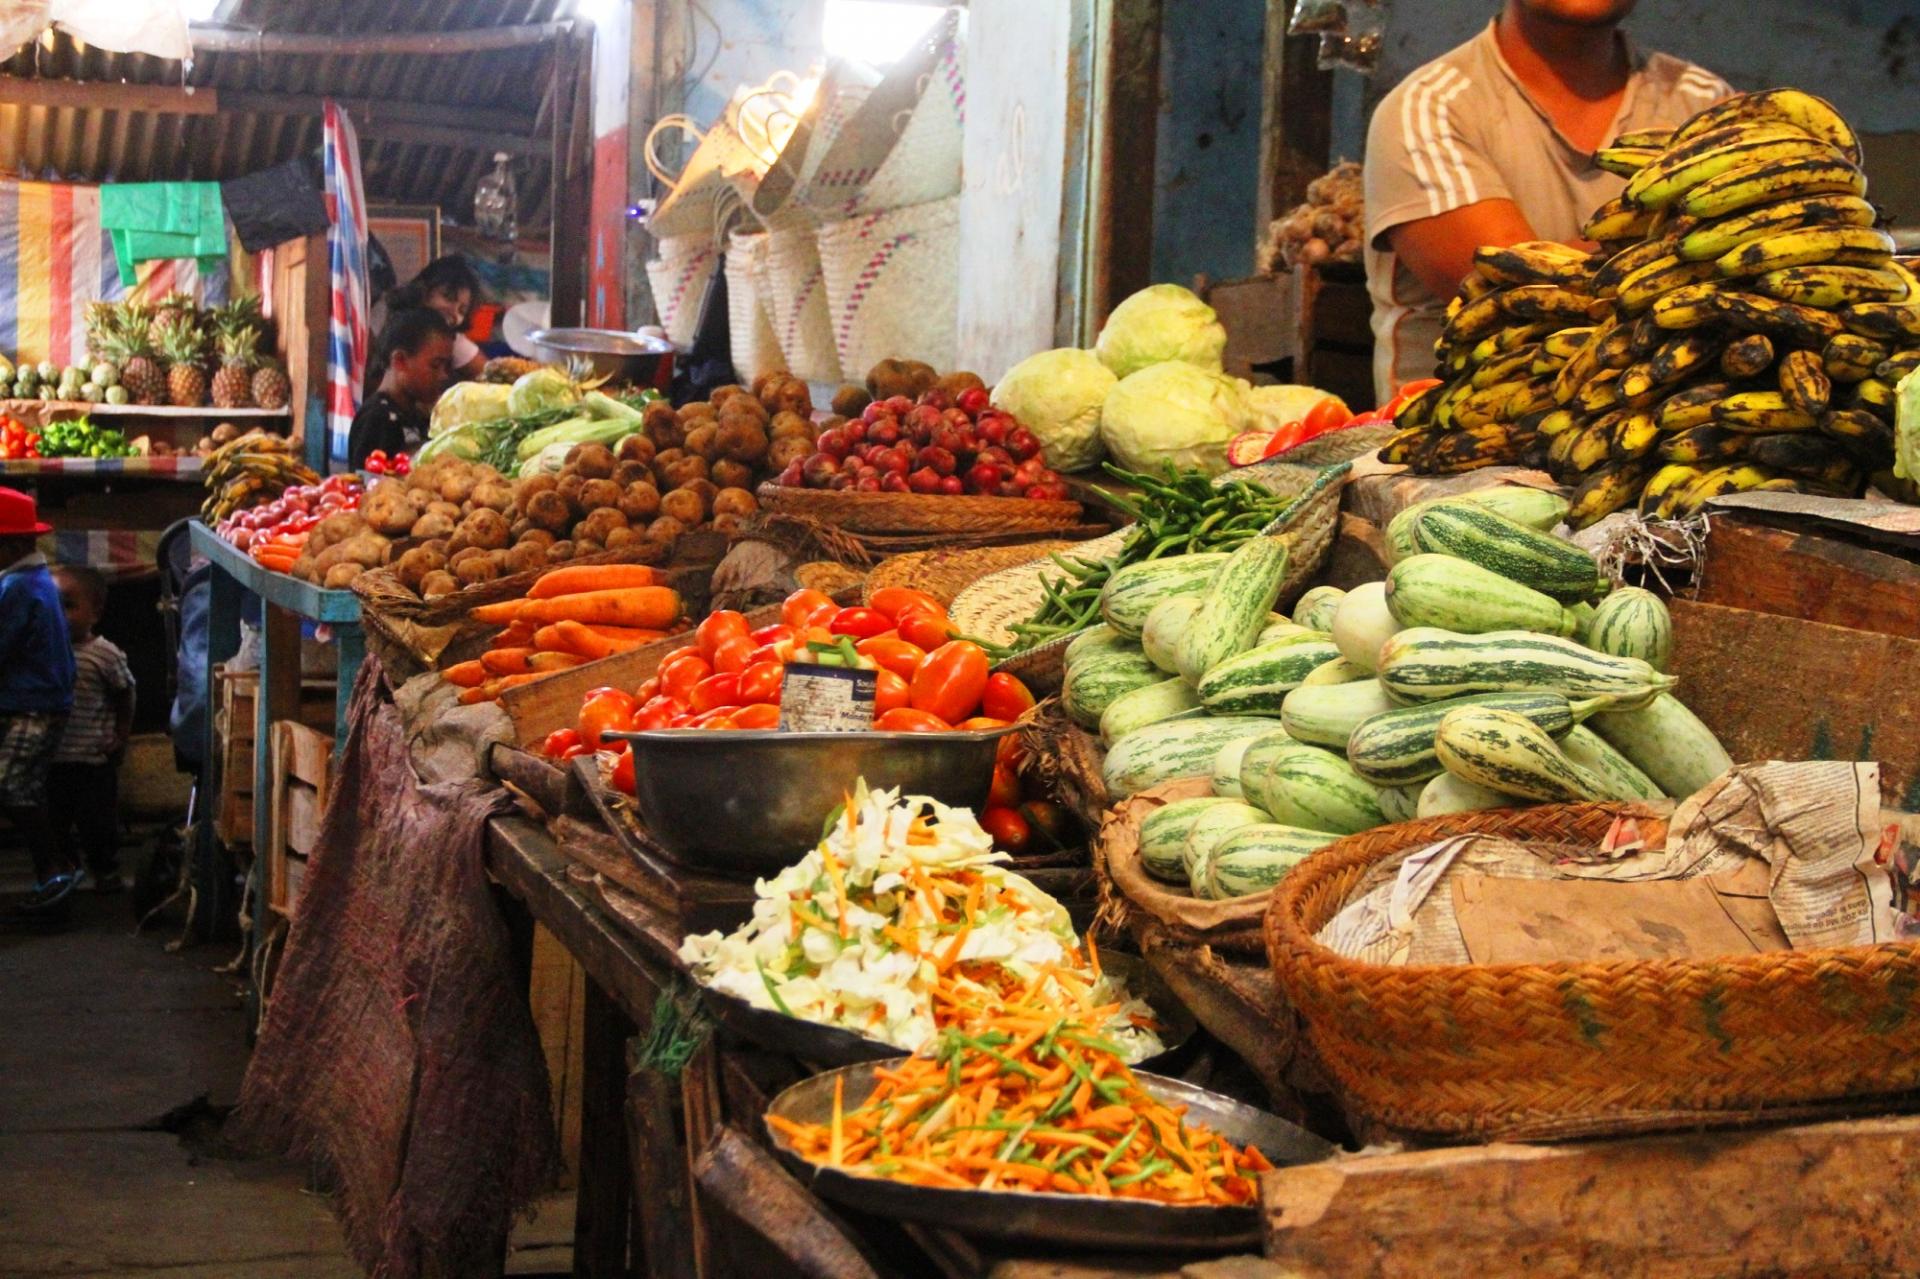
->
251, 359, 291, 411
83, 301, 119, 363
154, 311, 208, 407
105, 304, 165, 405
210, 322, 258, 409
148, 292, 196, 348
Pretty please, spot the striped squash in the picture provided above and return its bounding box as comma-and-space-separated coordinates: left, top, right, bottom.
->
1589, 692, 1732, 798
1183, 802, 1272, 897
1061, 649, 1161, 729
1175, 536, 1292, 683
1559, 724, 1665, 800
1280, 679, 1398, 751
1290, 585, 1347, 632
1102, 717, 1288, 797
1416, 771, 1519, 818
1099, 677, 1205, 744
1100, 554, 1228, 638
1585, 586, 1673, 672
1206, 825, 1334, 898
1407, 502, 1607, 602
1195, 639, 1344, 714
1242, 740, 1386, 834
1385, 487, 1572, 562
1384, 553, 1578, 636
1377, 627, 1674, 705
1434, 706, 1627, 803
1138, 797, 1239, 882
1141, 596, 1203, 674
1346, 690, 1591, 787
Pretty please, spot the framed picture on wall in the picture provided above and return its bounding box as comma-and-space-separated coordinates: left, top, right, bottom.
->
368, 204, 442, 289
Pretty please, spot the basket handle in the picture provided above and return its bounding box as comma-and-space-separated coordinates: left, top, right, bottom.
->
644, 115, 705, 188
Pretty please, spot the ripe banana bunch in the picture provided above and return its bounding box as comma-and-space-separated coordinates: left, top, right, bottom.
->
201, 432, 318, 521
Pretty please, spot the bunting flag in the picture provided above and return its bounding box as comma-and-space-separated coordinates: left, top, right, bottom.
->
323, 100, 370, 466
0, 180, 230, 368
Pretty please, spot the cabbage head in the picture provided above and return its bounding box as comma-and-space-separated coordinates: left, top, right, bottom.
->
428, 382, 512, 438
1896, 366, 1920, 482
508, 366, 579, 418
1244, 383, 1348, 434
1094, 284, 1227, 379
990, 348, 1116, 472
1100, 361, 1250, 476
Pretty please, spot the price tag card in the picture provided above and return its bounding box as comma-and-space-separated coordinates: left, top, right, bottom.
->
777, 663, 878, 732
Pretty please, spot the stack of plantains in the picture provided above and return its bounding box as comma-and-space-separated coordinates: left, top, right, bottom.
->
1385, 88, 1919, 528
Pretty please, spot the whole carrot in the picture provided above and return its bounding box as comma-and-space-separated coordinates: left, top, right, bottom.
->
527, 564, 658, 599
480, 647, 537, 675
516, 586, 681, 630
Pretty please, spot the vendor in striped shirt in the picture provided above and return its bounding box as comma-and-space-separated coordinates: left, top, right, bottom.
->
1362, 0, 1730, 404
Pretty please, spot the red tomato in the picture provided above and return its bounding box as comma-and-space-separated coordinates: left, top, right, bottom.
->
979, 806, 1032, 854
873, 668, 910, 718
657, 654, 712, 703
751, 623, 797, 646
980, 672, 1036, 722
955, 717, 1012, 731
1020, 800, 1075, 849
634, 695, 687, 730
540, 728, 582, 759
867, 586, 945, 622
731, 702, 781, 730
659, 643, 701, 668
855, 635, 927, 679
896, 609, 956, 651
635, 676, 662, 702
1302, 396, 1352, 437
689, 672, 743, 714
746, 639, 799, 666
696, 610, 752, 661
828, 606, 893, 640
781, 589, 839, 630
874, 707, 949, 733
989, 762, 1022, 810
691, 708, 741, 729
577, 688, 639, 749
909, 640, 991, 724
611, 749, 636, 794
711, 634, 758, 675
737, 660, 785, 704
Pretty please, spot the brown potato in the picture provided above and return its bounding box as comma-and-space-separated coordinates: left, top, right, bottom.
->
448, 546, 490, 571
682, 478, 718, 512
830, 383, 872, 417
682, 423, 720, 460
768, 435, 811, 472
647, 515, 687, 544
555, 472, 587, 513
545, 539, 575, 564
679, 400, 716, 422
572, 538, 604, 557
643, 402, 685, 451
457, 508, 511, 551
515, 473, 558, 512
712, 487, 759, 519
710, 384, 747, 408
505, 542, 546, 574
525, 489, 573, 533
568, 441, 617, 479
611, 459, 652, 487
421, 538, 451, 559
577, 477, 624, 512
439, 469, 478, 505
362, 481, 418, 536
508, 516, 532, 542
394, 546, 447, 591
750, 370, 781, 399
760, 375, 812, 417
516, 527, 556, 551
652, 446, 685, 472
603, 525, 643, 551
469, 480, 515, 513
660, 455, 708, 489
710, 512, 748, 538
660, 488, 705, 526
428, 499, 463, 522
716, 418, 768, 465
618, 432, 658, 465
576, 508, 629, 544
710, 459, 754, 490
770, 410, 815, 442
619, 482, 661, 521
420, 570, 458, 598
313, 510, 369, 550
935, 370, 987, 398
454, 555, 499, 585
486, 548, 513, 572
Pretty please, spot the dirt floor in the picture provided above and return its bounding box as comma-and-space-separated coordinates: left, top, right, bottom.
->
0, 838, 573, 1278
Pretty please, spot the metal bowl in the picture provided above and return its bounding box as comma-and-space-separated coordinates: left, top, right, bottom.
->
765, 1063, 1334, 1249
525, 326, 675, 392
602, 727, 1012, 878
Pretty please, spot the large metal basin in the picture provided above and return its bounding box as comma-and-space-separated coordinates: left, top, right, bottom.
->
525, 327, 675, 392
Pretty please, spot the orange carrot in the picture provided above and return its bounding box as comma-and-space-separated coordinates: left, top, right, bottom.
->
527, 651, 585, 672
480, 646, 537, 675
526, 563, 658, 599
495, 620, 538, 647
550, 619, 658, 660
469, 599, 526, 625
442, 659, 488, 687
515, 586, 681, 629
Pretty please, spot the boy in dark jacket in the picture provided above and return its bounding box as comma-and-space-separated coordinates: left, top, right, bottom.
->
0, 487, 76, 913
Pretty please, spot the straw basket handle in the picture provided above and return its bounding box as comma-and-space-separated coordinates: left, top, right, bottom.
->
734, 72, 807, 167
644, 115, 706, 188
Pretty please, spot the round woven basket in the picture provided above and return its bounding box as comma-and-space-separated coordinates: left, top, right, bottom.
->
863, 539, 1082, 609
1094, 778, 1274, 958
1265, 804, 1920, 1143
755, 481, 1083, 537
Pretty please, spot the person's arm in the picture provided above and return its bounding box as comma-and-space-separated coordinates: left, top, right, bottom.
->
451, 332, 485, 381
110, 686, 134, 756
1385, 198, 1540, 305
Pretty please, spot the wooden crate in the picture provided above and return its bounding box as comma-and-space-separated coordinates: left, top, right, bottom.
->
212, 666, 338, 848
267, 719, 333, 916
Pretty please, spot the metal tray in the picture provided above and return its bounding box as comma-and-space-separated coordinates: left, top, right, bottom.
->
764, 1064, 1333, 1250
698, 951, 1199, 1073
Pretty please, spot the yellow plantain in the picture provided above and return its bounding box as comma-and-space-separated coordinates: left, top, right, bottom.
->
1711, 291, 1846, 345
1565, 418, 1619, 473
1820, 333, 1887, 383
1678, 154, 1869, 219
1850, 377, 1896, 418
1613, 126, 1676, 150
1840, 302, 1920, 342
1617, 256, 1721, 313
1669, 463, 1784, 517
1567, 461, 1653, 529
1777, 348, 1832, 416
1594, 145, 1663, 177
1713, 389, 1821, 432
1594, 237, 1680, 298
1473, 241, 1598, 287
1877, 349, 1920, 382
1649, 280, 1728, 329
1610, 410, 1661, 460
1754, 264, 1906, 309
1715, 225, 1897, 278
1817, 408, 1895, 456
1625, 128, 1834, 210
1655, 381, 1737, 432
1581, 194, 1657, 244
1471, 345, 1541, 390
1442, 291, 1508, 344
1720, 331, 1776, 379
1660, 424, 1750, 464
1676, 193, 1878, 262
1576, 367, 1627, 415
1543, 326, 1597, 360
1669, 88, 1862, 165
1536, 407, 1579, 438
1647, 330, 1722, 385
1640, 463, 1705, 513
1499, 284, 1607, 324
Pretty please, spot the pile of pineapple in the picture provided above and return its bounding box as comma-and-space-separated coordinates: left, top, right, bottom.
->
66, 294, 291, 411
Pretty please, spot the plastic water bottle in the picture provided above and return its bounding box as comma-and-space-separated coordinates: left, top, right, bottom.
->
475, 152, 518, 241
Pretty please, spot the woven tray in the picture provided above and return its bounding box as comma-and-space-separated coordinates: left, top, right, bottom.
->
755, 482, 1084, 536
862, 539, 1085, 609
1265, 804, 1920, 1143
1268, 422, 1397, 468
947, 461, 1348, 650
1094, 778, 1273, 958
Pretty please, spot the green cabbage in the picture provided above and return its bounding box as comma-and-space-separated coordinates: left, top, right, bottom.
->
990, 348, 1116, 472
1100, 362, 1250, 476
508, 366, 579, 418
1094, 284, 1227, 379
1896, 366, 1920, 484
1244, 383, 1347, 433
428, 382, 512, 437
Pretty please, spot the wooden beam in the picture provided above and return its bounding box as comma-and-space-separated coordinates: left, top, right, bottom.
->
1266, 2, 1334, 215
548, 35, 592, 328
218, 90, 536, 139
351, 116, 544, 158
0, 77, 217, 114
187, 20, 575, 57
1091, 0, 1163, 326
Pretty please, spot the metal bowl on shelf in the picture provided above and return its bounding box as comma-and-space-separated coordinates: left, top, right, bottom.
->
525, 327, 676, 392
601, 726, 1012, 878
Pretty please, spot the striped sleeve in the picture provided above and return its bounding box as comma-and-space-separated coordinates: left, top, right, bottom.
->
1364, 63, 1511, 248
1673, 63, 1734, 112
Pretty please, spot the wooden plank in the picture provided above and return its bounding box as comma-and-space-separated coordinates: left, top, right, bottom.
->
691, 1127, 885, 1279
1696, 517, 1920, 641
1091, 0, 1163, 323
1264, 1112, 1920, 1277
626, 1040, 697, 1279
219, 90, 537, 138
548, 35, 592, 329
574, 976, 635, 1279
0, 77, 216, 114
1263, 2, 1333, 216
530, 923, 585, 1184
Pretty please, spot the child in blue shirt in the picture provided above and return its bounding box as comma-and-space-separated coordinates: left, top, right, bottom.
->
0, 487, 77, 914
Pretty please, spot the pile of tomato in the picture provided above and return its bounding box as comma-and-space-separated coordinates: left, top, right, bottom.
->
0, 416, 41, 459
539, 584, 1071, 853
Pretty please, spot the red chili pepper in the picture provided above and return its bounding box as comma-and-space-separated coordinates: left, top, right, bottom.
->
909, 640, 990, 724
980, 672, 1036, 722
828, 606, 894, 640
874, 707, 949, 733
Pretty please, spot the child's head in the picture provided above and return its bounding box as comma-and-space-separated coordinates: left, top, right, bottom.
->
54, 564, 107, 640
379, 307, 456, 407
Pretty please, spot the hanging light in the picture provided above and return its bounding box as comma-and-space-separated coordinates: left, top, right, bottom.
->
822, 1, 943, 66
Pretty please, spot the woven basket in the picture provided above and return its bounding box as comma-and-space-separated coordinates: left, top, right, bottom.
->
1270, 422, 1398, 468
948, 461, 1348, 649
816, 196, 959, 379
1265, 804, 1920, 1143
863, 539, 1082, 609
756, 219, 841, 383
755, 481, 1082, 537
1095, 778, 1273, 957
643, 233, 719, 347
724, 229, 785, 384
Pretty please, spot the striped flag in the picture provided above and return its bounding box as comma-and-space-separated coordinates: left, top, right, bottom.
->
322, 100, 370, 467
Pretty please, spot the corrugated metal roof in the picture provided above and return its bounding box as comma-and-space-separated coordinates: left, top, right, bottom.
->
0, 0, 575, 221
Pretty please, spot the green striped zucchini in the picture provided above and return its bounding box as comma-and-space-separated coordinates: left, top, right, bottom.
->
1407, 503, 1607, 602
1061, 649, 1161, 729
1100, 554, 1228, 638
1291, 585, 1347, 632
1280, 680, 1398, 750
1585, 587, 1673, 672
1385, 553, 1578, 636
1434, 706, 1629, 803
1567, 601, 1598, 642
1175, 536, 1292, 683
1066, 624, 1130, 666
1138, 797, 1239, 882
1377, 782, 1422, 824
1211, 736, 1259, 799
1102, 717, 1288, 797
1194, 639, 1343, 714
1559, 724, 1665, 800
1183, 802, 1271, 897
1417, 771, 1520, 818
1346, 691, 1592, 786
1377, 628, 1675, 705
1259, 619, 1323, 646
1589, 693, 1732, 798
1099, 678, 1206, 744
1242, 740, 1386, 834
1385, 487, 1572, 562
1300, 656, 1370, 686
1141, 596, 1203, 674
1206, 825, 1334, 898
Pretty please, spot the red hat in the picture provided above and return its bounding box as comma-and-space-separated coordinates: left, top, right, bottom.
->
0, 486, 51, 536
